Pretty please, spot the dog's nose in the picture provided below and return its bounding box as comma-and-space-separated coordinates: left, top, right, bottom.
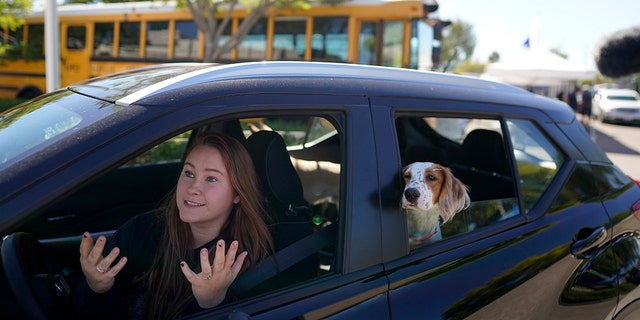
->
404, 188, 420, 203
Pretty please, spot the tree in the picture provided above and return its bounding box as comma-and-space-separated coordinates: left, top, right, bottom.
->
0, 0, 32, 63
440, 20, 475, 71
93, 0, 345, 62
453, 59, 485, 75
0, 0, 30, 31
488, 51, 500, 63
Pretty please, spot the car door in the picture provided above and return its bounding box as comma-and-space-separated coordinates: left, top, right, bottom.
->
371, 98, 622, 319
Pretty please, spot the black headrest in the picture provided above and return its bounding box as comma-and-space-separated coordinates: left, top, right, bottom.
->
244, 131, 303, 206
462, 129, 506, 173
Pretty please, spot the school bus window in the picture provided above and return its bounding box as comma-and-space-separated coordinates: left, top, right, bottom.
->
119, 22, 141, 58
67, 26, 86, 50
94, 23, 115, 57
273, 17, 306, 60
409, 19, 432, 70
8, 26, 24, 44
146, 21, 170, 58
215, 19, 232, 60
237, 18, 267, 60
359, 22, 377, 65
28, 24, 45, 58
382, 21, 403, 68
312, 17, 348, 62
174, 21, 199, 59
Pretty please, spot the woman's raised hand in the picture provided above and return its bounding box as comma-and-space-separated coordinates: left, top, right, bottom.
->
79, 232, 128, 293
180, 239, 247, 308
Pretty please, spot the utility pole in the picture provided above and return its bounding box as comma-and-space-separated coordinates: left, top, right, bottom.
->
45, 0, 60, 92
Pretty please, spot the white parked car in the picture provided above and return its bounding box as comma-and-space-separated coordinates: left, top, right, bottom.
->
592, 88, 640, 123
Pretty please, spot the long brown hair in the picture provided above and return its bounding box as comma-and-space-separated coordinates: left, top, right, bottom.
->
144, 132, 273, 319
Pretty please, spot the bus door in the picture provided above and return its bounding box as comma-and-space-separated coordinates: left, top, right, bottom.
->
358, 20, 405, 68
61, 23, 92, 87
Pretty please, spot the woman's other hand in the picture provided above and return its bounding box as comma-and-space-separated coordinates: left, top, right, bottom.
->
180, 239, 247, 308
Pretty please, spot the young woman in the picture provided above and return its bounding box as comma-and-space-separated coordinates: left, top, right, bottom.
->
72, 132, 273, 319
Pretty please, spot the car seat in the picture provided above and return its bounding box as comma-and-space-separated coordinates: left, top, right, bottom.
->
243, 130, 317, 285
458, 129, 514, 201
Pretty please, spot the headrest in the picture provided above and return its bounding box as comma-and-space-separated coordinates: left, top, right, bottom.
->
462, 129, 506, 173
402, 146, 447, 166
244, 131, 303, 206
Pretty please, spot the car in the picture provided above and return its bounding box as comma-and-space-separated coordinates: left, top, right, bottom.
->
592, 88, 640, 124
2, 61, 640, 320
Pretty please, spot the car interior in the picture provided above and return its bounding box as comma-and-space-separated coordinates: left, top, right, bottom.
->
1, 115, 342, 318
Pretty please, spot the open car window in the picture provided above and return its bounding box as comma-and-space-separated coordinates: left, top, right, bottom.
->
396, 116, 518, 250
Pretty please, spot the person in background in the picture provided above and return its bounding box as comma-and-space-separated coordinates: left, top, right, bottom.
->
568, 87, 580, 113
580, 85, 593, 126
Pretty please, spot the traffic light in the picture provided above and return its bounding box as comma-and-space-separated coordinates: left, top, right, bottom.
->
431, 20, 451, 70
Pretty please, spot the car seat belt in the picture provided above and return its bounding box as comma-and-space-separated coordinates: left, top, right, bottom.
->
231, 223, 337, 295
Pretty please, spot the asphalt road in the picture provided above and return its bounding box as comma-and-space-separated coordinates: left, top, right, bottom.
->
584, 118, 640, 180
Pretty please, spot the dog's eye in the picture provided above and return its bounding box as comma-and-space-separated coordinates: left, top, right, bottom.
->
427, 174, 437, 181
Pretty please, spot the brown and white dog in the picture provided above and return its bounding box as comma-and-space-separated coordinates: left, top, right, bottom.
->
401, 162, 470, 246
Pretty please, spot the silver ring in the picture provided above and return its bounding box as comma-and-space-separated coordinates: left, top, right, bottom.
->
96, 265, 108, 273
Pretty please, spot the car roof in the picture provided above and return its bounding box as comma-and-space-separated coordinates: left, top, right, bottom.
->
68, 61, 574, 122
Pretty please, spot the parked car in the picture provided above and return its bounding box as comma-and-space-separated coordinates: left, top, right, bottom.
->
2, 62, 640, 320
592, 88, 640, 124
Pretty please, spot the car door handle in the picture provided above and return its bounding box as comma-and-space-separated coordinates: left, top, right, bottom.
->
570, 226, 607, 259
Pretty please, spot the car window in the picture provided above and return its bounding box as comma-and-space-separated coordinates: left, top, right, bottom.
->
25, 113, 341, 303
506, 118, 564, 212
396, 116, 518, 250
123, 116, 341, 286
125, 132, 191, 166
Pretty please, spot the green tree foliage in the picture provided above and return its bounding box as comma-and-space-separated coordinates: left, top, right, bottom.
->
0, 0, 30, 31
453, 59, 485, 75
440, 20, 476, 70
488, 51, 499, 63
0, 0, 32, 63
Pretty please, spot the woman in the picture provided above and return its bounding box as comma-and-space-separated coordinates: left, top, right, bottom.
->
72, 132, 273, 319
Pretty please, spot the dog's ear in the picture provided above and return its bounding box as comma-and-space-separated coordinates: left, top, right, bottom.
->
437, 167, 470, 223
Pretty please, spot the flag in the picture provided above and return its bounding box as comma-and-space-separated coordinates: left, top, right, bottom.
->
523, 17, 540, 48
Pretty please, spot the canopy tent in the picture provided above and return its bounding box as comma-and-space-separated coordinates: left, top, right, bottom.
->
482, 47, 596, 86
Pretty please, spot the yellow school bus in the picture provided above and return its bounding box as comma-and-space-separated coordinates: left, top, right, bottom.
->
0, 0, 434, 99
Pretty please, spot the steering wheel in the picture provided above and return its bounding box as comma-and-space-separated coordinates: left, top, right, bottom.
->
1, 232, 70, 320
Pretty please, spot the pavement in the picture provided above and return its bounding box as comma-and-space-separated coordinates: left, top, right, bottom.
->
586, 119, 640, 181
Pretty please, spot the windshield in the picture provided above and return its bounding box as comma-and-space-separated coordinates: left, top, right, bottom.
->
608, 95, 639, 101
0, 91, 121, 170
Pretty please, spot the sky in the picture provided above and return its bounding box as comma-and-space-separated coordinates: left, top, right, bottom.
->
435, 0, 640, 68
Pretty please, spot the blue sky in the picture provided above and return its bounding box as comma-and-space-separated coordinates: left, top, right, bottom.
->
436, 0, 640, 68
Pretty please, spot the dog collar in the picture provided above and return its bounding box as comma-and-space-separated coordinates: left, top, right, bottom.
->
409, 228, 438, 242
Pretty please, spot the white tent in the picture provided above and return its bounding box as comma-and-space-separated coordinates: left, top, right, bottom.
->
482, 47, 596, 86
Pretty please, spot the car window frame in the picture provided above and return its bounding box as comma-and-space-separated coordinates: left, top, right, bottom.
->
370, 97, 579, 265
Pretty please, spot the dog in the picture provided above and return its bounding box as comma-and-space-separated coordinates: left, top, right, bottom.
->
401, 162, 470, 247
